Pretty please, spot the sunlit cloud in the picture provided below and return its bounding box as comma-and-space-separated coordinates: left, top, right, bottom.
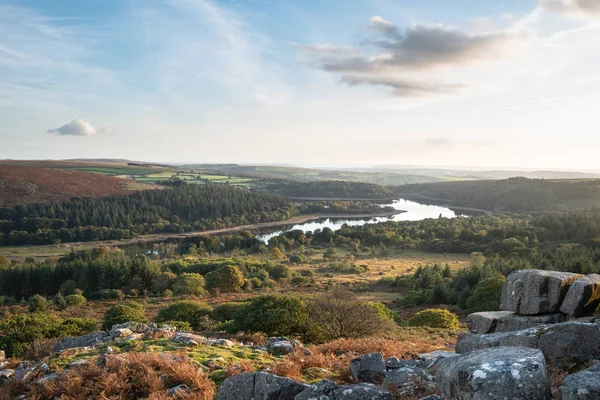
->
47, 119, 115, 136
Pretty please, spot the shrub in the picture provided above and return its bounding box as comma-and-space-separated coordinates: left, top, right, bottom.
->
466, 275, 506, 313
205, 266, 245, 293
173, 273, 207, 297
28, 294, 49, 313
307, 288, 395, 342
152, 272, 177, 294
288, 255, 305, 264
58, 318, 98, 336
399, 290, 426, 307
0, 313, 62, 357
90, 289, 125, 301
102, 302, 147, 330
368, 302, 398, 323
58, 280, 78, 296
408, 309, 460, 330
235, 294, 307, 337
23, 338, 57, 361
65, 294, 87, 307
269, 264, 292, 280
54, 292, 68, 310
210, 302, 249, 322
155, 301, 212, 331
157, 320, 192, 331
269, 247, 285, 260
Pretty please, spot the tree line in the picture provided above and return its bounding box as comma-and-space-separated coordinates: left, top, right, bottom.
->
0, 185, 295, 246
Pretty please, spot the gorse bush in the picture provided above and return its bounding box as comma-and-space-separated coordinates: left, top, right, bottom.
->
64, 294, 87, 307
155, 301, 212, 331
210, 301, 249, 322
102, 302, 147, 330
28, 294, 49, 313
54, 292, 68, 310
205, 265, 245, 293
466, 275, 506, 313
234, 294, 307, 337
0, 314, 97, 357
408, 309, 460, 330
173, 273, 207, 297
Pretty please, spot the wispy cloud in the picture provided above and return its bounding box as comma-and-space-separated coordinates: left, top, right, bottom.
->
48, 119, 115, 136
295, 16, 518, 97
540, 0, 600, 17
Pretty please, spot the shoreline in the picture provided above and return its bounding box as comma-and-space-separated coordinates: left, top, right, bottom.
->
0, 210, 406, 259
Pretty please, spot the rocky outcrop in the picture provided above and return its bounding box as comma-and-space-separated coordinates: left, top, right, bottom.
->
500, 270, 582, 315
437, 346, 551, 400
267, 337, 295, 356
560, 274, 600, 317
215, 372, 308, 400
382, 365, 435, 397
53, 331, 108, 352
294, 380, 392, 400
172, 332, 208, 344
467, 311, 565, 334
349, 352, 386, 383
560, 363, 600, 400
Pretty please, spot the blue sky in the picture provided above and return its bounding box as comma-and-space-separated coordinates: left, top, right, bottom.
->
1, 0, 599, 169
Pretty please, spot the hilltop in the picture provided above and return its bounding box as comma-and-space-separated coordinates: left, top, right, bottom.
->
0, 165, 154, 207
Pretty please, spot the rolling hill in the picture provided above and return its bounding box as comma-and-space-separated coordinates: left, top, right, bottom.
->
0, 165, 154, 207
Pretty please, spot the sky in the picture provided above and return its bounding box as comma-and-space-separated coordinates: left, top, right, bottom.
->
1, 0, 600, 169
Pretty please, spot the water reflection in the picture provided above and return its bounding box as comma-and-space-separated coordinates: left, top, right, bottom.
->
257, 199, 459, 243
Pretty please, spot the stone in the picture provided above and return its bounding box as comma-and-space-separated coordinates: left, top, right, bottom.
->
216, 372, 308, 400
36, 372, 58, 384
500, 269, 582, 315
53, 331, 108, 352
168, 383, 191, 396
294, 379, 338, 400
467, 311, 566, 334
209, 339, 234, 347
456, 326, 542, 354
173, 333, 207, 344
418, 350, 459, 370
109, 328, 135, 339
560, 363, 600, 400
537, 322, 600, 367
268, 337, 295, 356
0, 350, 4, 362
69, 359, 90, 368
332, 383, 393, 400
105, 346, 114, 354
382, 366, 435, 397
349, 352, 386, 384
418, 396, 442, 400
186, 340, 199, 347
437, 346, 551, 400
467, 311, 514, 334
560, 274, 600, 317
385, 356, 424, 370
14, 362, 34, 381
0, 369, 14, 383
0, 361, 8, 370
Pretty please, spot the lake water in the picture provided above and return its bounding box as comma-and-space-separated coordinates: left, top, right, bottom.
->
257, 199, 459, 243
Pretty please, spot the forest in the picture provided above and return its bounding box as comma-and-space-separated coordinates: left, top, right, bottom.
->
265, 180, 393, 198
0, 185, 295, 246
393, 177, 600, 212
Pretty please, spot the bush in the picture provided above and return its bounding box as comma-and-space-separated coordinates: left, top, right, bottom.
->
466, 275, 506, 313
90, 289, 125, 301
210, 302, 249, 322
151, 272, 177, 294
173, 273, 207, 297
57, 318, 98, 337
408, 309, 460, 330
28, 294, 49, 313
59, 280, 78, 296
288, 255, 305, 264
368, 302, 398, 324
157, 320, 192, 331
234, 294, 307, 337
399, 290, 426, 307
65, 294, 87, 307
269, 264, 292, 280
307, 289, 395, 342
155, 301, 212, 331
0, 313, 62, 357
205, 266, 245, 293
54, 292, 68, 310
102, 302, 147, 330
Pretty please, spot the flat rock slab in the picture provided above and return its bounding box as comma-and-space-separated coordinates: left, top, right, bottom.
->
437, 346, 551, 400
501, 270, 582, 315
216, 372, 308, 400
560, 274, 600, 317
457, 322, 600, 368
467, 311, 566, 334
560, 363, 600, 400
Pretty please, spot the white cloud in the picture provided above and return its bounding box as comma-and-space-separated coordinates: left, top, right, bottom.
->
295, 17, 519, 96
47, 119, 114, 136
541, 0, 600, 17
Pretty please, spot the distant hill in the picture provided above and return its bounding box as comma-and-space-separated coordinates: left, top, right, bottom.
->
0, 165, 149, 207
394, 177, 600, 212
